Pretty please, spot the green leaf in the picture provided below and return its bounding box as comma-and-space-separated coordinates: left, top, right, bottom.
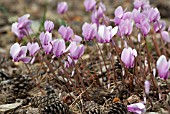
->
57, 19, 67, 27
39, 1, 48, 32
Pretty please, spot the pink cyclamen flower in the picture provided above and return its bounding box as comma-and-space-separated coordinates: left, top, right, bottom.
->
27, 42, 40, 56
97, 25, 118, 43
39, 31, 52, 45
161, 31, 170, 42
148, 8, 160, 23
118, 19, 133, 37
72, 35, 82, 43
91, 3, 106, 25
144, 80, 150, 95
58, 25, 74, 42
121, 47, 137, 68
10, 43, 31, 63
84, 0, 96, 12
57, 2, 68, 14
11, 14, 32, 39
133, 0, 150, 10
68, 42, 85, 60
137, 20, 150, 36
17, 14, 32, 29
112, 6, 124, 25
42, 43, 53, 55
127, 102, 146, 114
156, 55, 170, 80
44, 20, 54, 32
27, 42, 40, 64
82, 22, 97, 41
122, 12, 133, 20
153, 20, 166, 33
132, 9, 146, 24
53, 39, 66, 57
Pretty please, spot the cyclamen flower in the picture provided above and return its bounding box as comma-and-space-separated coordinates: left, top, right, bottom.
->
91, 2, 106, 25
97, 25, 118, 43
118, 19, 133, 37
153, 20, 166, 33
17, 14, 32, 29
42, 43, 53, 54
10, 43, 31, 63
137, 20, 150, 36
72, 35, 82, 43
27, 42, 40, 64
121, 47, 137, 68
84, 0, 96, 12
82, 23, 97, 41
68, 42, 85, 60
57, 2, 68, 14
11, 14, 32, 39
112, 6, 124, 25
58, 25, 74, 42
144, 80, 150, 95
53, 39, 66, 57
133, 0, 150, 10
122, 12, 133, 20
39, 31, 52, 45
132, 9, 146, 24
127, 102, 146, 114
44, 20, 54, 32
156, 55, 170, 80
161, 31, 170, 42
27, 42, 40, 56
39, 31, 53, 54
148, 8, 160, 23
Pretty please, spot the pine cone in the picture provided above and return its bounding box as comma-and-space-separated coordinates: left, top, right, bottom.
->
0, 71, 10, 82
45, 85, 55, 95
104, 103, 127, 114
5, 94, 16, 103
83, 101, 100, 114
10, 75, 35, 98
41, 101, 71, 114
30, 94, 59, 108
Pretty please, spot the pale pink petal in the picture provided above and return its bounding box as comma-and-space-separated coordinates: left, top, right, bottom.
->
145, 80, 150, 94
161, 31, 170, 42
10, 43, 21, 59
115, 6, 124, 18
68, 42, 77, 54
19, 46, 27, 57
72, 35, 82, 43
30, 56, 35, 64
121, 48, 131, 67
156, 55, 169, 79
19, 57, 31, 63
132, 49, 137, 57
11, 22, 20, 37
110, 26, 118, 37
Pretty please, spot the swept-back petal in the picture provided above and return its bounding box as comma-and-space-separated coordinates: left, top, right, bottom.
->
10, 43, 21, 59
161, 31, 170, 42
115, 6, 124, 18
111, 26, 118, 37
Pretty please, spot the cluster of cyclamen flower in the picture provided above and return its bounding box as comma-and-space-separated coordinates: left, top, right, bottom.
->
84, 0, 170, 77
10, 14, 85, 67
10, 0, 170, 113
